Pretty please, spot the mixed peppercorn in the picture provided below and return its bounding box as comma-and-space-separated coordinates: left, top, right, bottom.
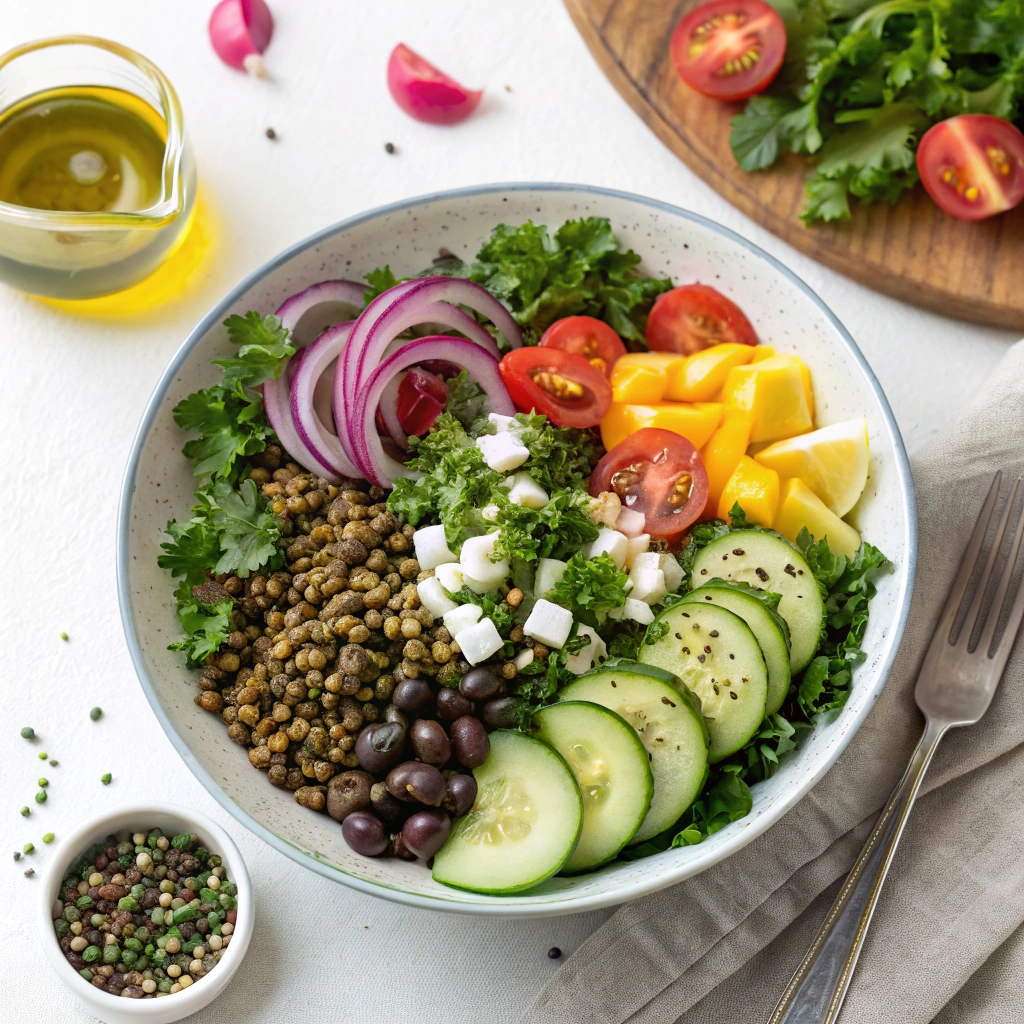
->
189, 446, 529, 859
52, 829, 237, 998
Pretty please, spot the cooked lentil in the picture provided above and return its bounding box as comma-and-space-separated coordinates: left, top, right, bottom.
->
53, 828, 237, 998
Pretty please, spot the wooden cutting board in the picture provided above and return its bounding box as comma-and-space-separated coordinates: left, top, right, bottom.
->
565, 0, 1024, 330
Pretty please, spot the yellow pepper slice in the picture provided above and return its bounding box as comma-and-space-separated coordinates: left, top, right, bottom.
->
717, 456, 780, 526
600, 401, 722, 452
699, 407, 753, 521
718, 352, 814, 443
665, 343, 755, 402
610, 353, 685, 404
774, 478, 861, 558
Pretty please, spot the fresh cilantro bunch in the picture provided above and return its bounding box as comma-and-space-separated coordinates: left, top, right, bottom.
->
364, 216, 671, 343
730, 0, 1024, 221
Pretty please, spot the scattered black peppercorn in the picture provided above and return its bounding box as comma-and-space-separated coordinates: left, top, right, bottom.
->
265, 127, 277, 140
548, 947, 562, 959
24, 868, 34, 877
384, 142, 396, 154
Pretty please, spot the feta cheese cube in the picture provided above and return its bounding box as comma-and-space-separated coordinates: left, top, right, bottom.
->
534, 557, 568, 600
584, 528, 629, 569
434, 562, 464, 594
413, 524, 457, 570
459, 532, 509, 589
567, 626, 608, 675
523, 599, 573, 649
455, 617, 504, 665
417, 576, 458, 618
488, 413, 522, 434
443, 603, 482, 636
625, 534, 651, 567
475, 431, 529, 473
514, 648, 535, 670
508, 473, 549, 509
659, 553, 685, 593
607, 598, 655, 625
629, 566, 667, 605
615, 506, 647, 537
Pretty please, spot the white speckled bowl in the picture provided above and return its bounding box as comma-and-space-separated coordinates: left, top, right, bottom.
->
118, 184, 916, 916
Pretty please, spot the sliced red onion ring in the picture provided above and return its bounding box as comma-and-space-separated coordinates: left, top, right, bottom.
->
275, 279, 365, 334
289, 323, 360, 479
336, 277, 522, 468
352, 336, 514, 486
379, 373, 409, 448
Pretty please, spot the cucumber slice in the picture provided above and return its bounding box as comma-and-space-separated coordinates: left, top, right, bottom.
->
690, 530, 824, 672
559, 664, 708, 845
532, 702, 653, 873
640, 603, 768, 762
679, 582, 791, 716
432, 730, 582, 895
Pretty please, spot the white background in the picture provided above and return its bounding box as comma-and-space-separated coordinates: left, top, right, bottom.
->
1, 2, 1018, 1022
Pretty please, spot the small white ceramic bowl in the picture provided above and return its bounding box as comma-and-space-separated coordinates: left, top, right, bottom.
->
38, 805, 253, 1024
118, 183, 917, 916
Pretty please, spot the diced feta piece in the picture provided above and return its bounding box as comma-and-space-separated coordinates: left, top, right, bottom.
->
659, 553, 685, 593
455, 617, 504, 666
567, 625, 608, 675
480, 504, 500, 522
607, 598, 655, 625
625, 534, 650, 567
462, 573, 498, 595
434, 562, 464, 594
413, 524, 457, 570
459, 532, 509, 589
629, 566, 667, 605
523, 599, 574, 649
615, 506, 647, 537
584, 528, 629, 569
534, 557, 568, 600
488, 412, 522, 434
508, 473, 549, 509
443, 603, 482, 636
514, 648, 535, 670
475, 431, 529, 473
417, 576, 458, 618
588, 491, 621, 528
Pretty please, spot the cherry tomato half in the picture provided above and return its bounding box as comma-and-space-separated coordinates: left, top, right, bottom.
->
917, 114, 1024, 221
671, 0, 786, 103
498, 347, 612, 429
539, 316, 628, 380
396, 367, 448, 437
646, 284, 758, 355
590, 428, 709, 543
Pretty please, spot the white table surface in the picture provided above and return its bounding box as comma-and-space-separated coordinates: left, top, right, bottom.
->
1, 2, 1018, 1022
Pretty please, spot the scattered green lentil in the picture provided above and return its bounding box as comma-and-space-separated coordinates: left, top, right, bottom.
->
43, 833, 55, 844
89, 707, 103, 721
60, 631, 69, 641
38, 777, 49, 787
20, 806, 29, 817
101, 773, 112, 785
20, 727, 34, 739
35, 791, 47, 804
49, 759, 58, 767
23, 843, 34, 854
38, 751, 48, 760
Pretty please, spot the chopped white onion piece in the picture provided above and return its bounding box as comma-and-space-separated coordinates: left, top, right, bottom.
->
607, 598, 655, 625
514, 648, 535, 670
629, 566, 667, 605
417, 576, 458, 618
567, 626, 608, 675
508, 473, 549, 509
615, 506, 647, 538
584, 528, 629, 570
443, 603, 482, 636
413, 524, 457, 570
534, 557, 568, 600
459, 532, 509, 589
434, 562, 464, 594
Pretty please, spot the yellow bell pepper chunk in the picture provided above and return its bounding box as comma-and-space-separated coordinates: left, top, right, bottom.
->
718, 353, 814, 443
665, 343, 756, 402
610, 353, 685, 404
699, 407, 753, 521
600, 402, 722, 452
717, 456, 779, 526
774, 478, 861, 559
750, 346, 775, 362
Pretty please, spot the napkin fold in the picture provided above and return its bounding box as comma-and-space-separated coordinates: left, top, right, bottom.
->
528, 340, 1024, 1024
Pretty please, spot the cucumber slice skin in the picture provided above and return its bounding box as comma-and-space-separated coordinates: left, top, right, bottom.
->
559, 665, 709, 845
432, 730, 582, 896
680, 583, 791, 716
640, 603, 768, 763
690, 530, 824, 672
532, 701, 654, 874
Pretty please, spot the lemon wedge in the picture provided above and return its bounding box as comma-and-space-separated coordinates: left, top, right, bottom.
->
753, 417, 869, 517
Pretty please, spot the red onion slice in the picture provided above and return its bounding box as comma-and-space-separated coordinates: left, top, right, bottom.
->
352, 336, 514, 486
275, 279, 366, 335
387, 43, 483, 125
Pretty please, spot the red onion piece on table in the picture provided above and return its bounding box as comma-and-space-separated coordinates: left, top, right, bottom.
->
387, 43, 482, 125
209, 0, 275, 76
352, 336, 514, 486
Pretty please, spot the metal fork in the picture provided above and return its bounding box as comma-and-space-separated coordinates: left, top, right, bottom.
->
769, 471, 1024, 1024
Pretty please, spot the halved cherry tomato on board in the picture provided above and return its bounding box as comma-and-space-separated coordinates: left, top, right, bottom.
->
539, 316, 628, 380
589, 428, 709, 543
498, 347, 612, 429
646, 284, 758, 355
670, 0, 786, 103
396, 367, 448, 437
916, 115, 1024, 221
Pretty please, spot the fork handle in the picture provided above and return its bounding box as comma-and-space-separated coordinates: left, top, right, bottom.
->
768, 716, 948, 1024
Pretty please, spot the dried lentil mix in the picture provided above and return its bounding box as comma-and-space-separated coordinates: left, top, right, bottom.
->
53, 829, 238, 997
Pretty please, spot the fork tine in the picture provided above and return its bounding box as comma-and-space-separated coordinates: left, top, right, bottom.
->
963, 476, 1020, 648
940, 471, 1002, 643
983, 479, 1024, 665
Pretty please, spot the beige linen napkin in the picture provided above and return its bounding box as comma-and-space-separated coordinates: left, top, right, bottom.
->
528, 339, 1024, 1024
